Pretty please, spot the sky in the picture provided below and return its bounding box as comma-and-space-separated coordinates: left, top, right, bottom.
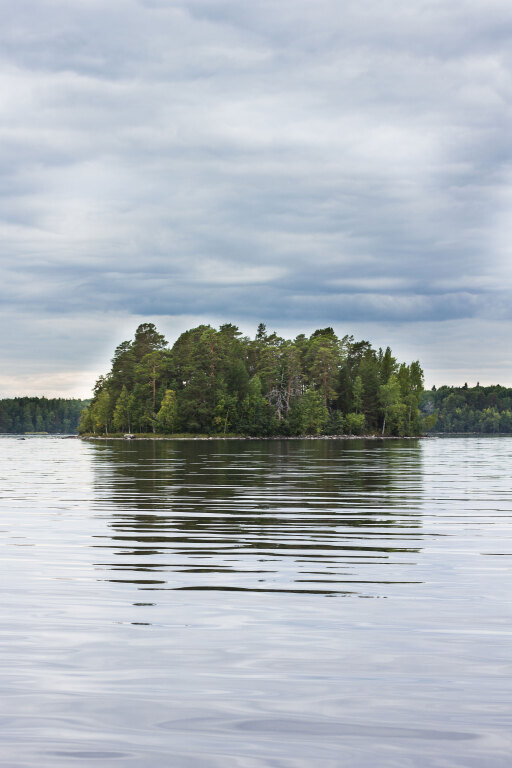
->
2, 0, 512, 397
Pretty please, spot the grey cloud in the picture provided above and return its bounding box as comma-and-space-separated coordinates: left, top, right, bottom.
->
1, 0, 512, 392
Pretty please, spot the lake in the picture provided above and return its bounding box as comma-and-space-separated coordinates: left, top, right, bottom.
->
1, 435, 511, 766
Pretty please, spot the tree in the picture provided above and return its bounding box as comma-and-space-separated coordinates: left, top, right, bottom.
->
344, 412, 366, 435
132, 323, 167, 362
283, 344, 302, 417
358, 350, 380, 428
299, 389, 329, 434
479, 407, 500, 433
226, 359, 250, 401
254, 331, 285, 408
352, 376, 364, 414
255, 323, 267, 341
35, 406, 45, 432
239, 375, 269, 435
138, 351, 165, 411
422, 413, 438, 432
396, 361, 424, 434
379, 346, 397, 383
379, 375, 402, 435
306, 330, 343, 405
110, 340, 136, 399
213, 392, 238, 434
113, 386, 134, 432
156, 389, 178, 433
91, 390, 111, 434
78, 406, 93, 434
22, 403, 33, 433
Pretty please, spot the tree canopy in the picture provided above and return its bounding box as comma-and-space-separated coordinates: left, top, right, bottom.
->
79, 321, 427, 436
420, 384, 512, 433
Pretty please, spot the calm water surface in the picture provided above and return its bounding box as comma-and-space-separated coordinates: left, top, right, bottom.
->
1, 436, 511, 767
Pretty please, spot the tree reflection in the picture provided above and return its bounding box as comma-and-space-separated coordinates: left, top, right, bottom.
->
88, 438, 424, 596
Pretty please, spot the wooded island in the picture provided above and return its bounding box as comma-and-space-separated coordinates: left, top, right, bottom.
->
79, 322, 428, 437
0, 397, 88, 434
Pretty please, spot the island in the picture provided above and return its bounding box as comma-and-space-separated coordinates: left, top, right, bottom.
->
78, 322, 428, 437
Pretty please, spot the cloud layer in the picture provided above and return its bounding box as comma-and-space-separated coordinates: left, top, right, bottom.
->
2, 0, 512, 394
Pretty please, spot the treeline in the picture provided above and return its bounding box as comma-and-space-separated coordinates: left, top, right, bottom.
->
421, 384, 512, 433
0, 397, 89, 434
79, 322, 427, 436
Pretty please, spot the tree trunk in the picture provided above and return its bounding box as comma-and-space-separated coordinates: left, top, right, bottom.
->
286, 378, 292, 416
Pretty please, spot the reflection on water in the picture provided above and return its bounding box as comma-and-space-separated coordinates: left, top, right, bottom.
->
1, 435, 512, 768
91, 439, 424, 595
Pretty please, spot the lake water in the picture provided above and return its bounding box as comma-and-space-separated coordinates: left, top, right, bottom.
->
1, 436, 511, 767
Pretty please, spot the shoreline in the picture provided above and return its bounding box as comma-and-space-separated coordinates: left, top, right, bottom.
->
80, 434, 427, 441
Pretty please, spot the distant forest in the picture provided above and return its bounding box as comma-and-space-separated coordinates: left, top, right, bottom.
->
421, 385, 512, 433
79, 322, 427, 436
0, 398, 89, 434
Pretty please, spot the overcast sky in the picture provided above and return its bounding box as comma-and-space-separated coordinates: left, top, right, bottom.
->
2, 0, 512, 397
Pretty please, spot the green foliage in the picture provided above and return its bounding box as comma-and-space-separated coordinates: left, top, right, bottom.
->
132, 323, 167, 362
379, 346, 397, 383
420, 385, 512, 433
305, 330, 344, 405
91, 390, 111, 434
326, 410, 344, 435
352, 376, 363, 414
80, 321, 426, 436
344, 412, 366, 435
0, 397, 89, 434
213, 392, 238, 434
422, 413, 438, 432
156, 389, 178, 433
113, 386, 135, 432
299, 389, 330, 434
379, 375, 403, 435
